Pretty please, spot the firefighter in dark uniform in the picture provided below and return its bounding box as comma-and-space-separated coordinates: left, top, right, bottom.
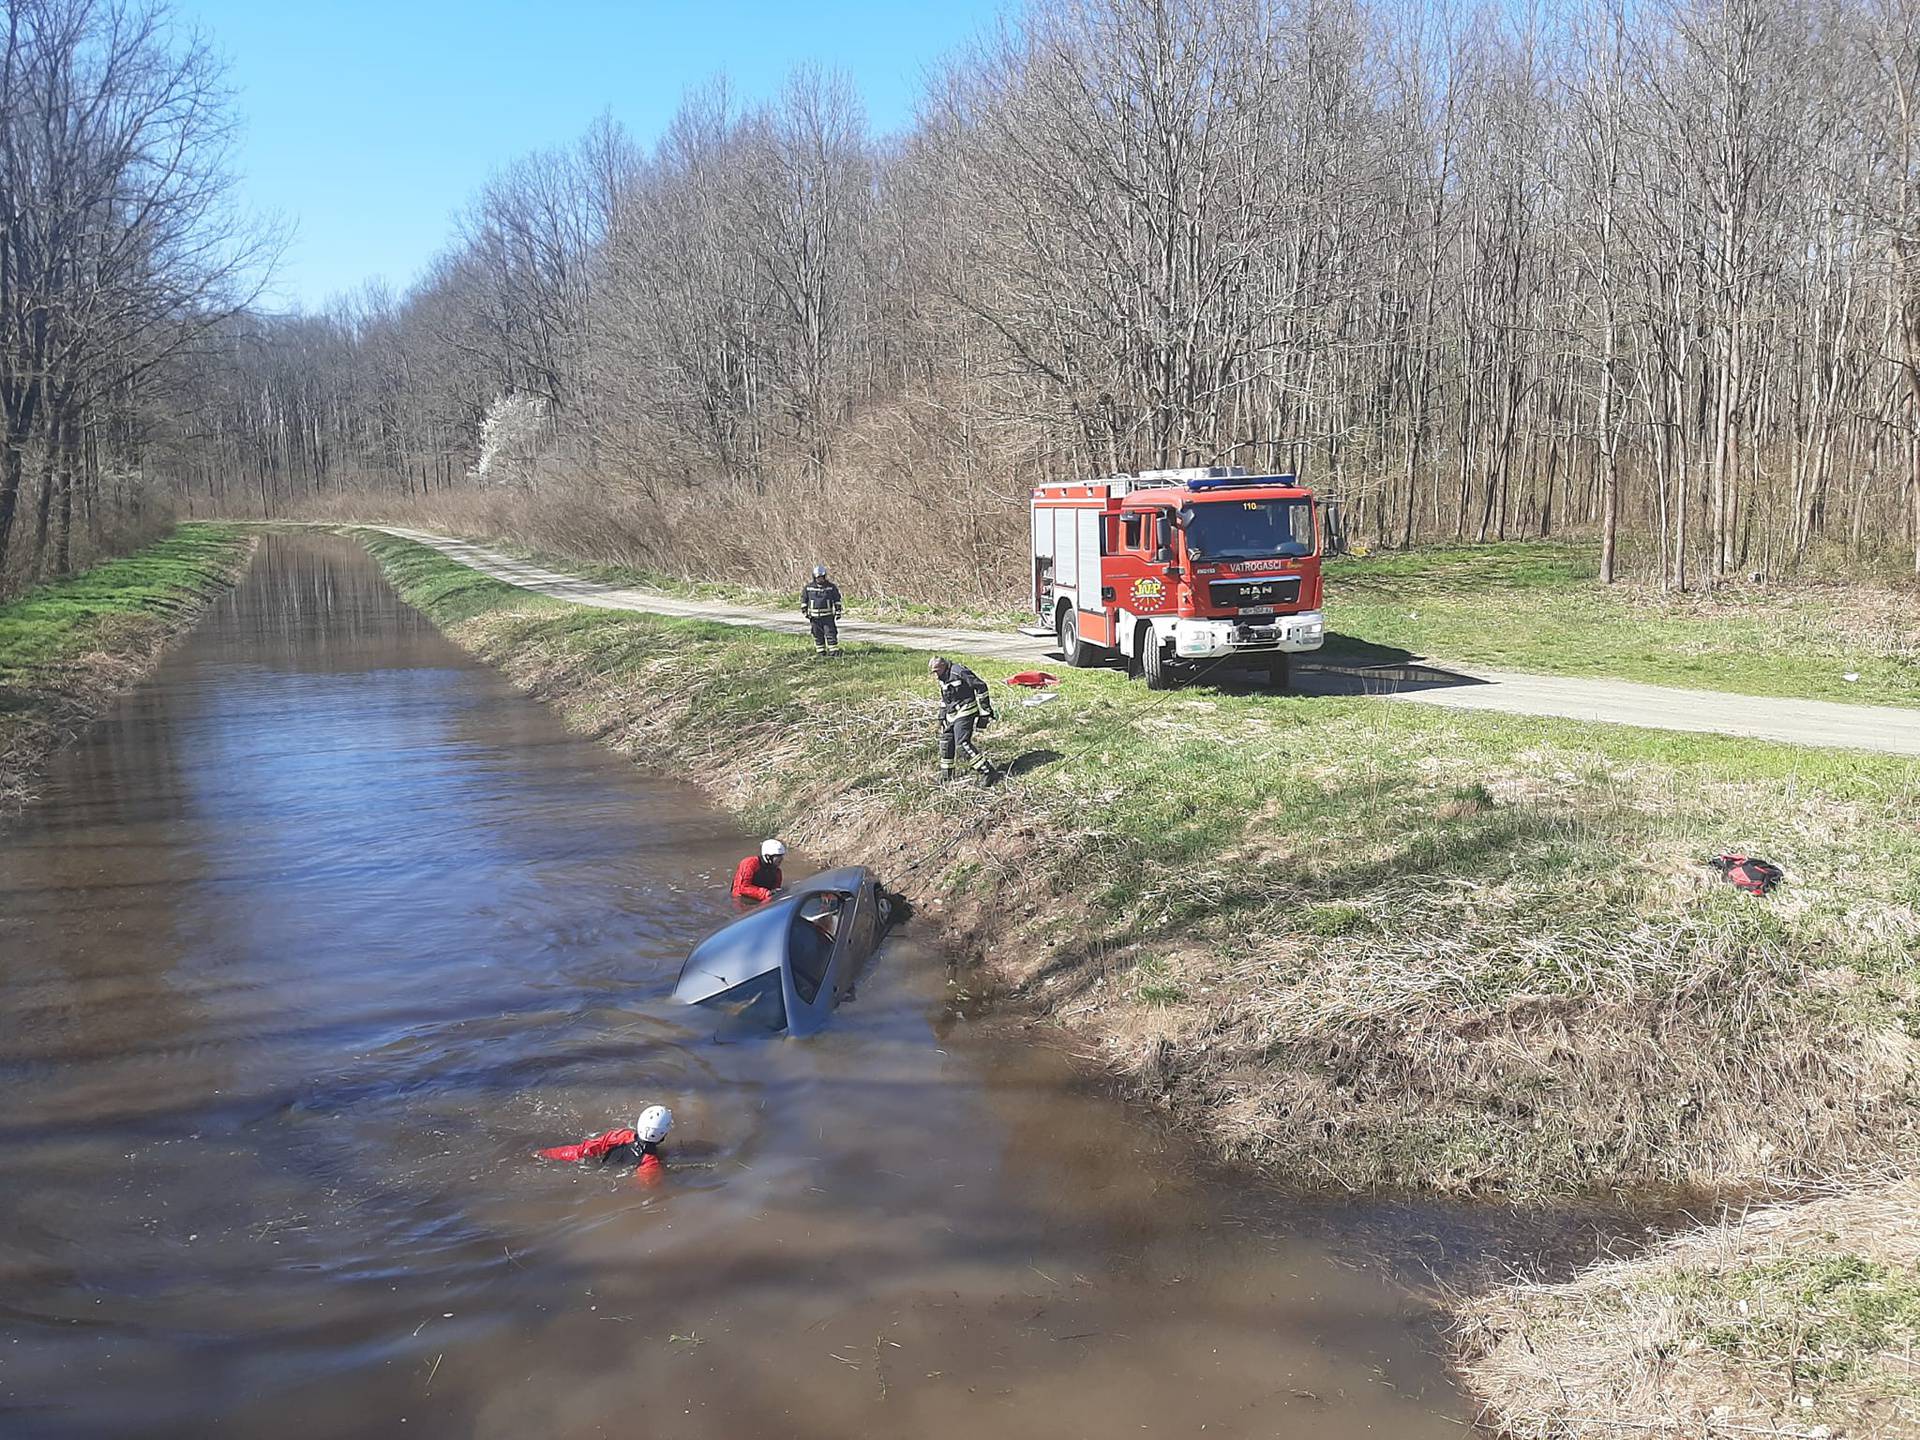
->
801, 565, 843, 657
929, 655, 996, 783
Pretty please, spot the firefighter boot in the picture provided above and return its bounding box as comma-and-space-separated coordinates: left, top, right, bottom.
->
937, 759, 956, 783
972, 757, 998, 788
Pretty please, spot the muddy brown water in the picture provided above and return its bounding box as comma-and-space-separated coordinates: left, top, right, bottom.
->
0, 535, 1469, 1438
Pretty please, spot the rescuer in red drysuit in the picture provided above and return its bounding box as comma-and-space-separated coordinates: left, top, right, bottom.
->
537, 1105, 673, 1186
732, 838, 787, 903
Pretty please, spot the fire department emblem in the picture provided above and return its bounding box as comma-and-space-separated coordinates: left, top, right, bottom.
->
1130, 577, 1167, 608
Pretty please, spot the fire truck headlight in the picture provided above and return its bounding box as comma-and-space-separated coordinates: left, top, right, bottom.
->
1175, 622, 1228, 657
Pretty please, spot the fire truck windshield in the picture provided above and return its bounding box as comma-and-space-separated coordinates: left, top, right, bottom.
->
1180, 498, 1314, 560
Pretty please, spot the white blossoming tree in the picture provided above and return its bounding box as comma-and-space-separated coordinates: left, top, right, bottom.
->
469, 393, 547, 488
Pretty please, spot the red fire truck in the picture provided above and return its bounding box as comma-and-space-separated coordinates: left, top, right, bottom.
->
1029, 467, 1328, 689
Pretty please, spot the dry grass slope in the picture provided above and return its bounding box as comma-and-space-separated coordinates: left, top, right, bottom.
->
1458, 1181, 1920, 1438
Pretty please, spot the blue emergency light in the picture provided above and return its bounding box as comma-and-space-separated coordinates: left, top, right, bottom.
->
1183, 473, 1297, 491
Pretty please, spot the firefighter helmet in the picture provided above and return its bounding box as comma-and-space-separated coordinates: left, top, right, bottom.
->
636, 1105, 673, 1144
760, 838, 787, 862
812, 564, 828, 579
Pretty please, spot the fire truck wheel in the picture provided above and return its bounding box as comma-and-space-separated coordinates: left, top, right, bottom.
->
1141, 634, 1176, 690
1267, 653, 1294, 691
1057, 607, 1091, 668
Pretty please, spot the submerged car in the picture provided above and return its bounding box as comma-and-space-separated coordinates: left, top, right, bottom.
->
671, 867, 894, 1036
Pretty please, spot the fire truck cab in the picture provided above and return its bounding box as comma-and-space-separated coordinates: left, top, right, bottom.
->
1030, 467, 1327, 689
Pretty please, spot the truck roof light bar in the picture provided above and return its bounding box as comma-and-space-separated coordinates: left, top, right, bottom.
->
1040, 467, 1304, 496
1183, 472, 1298, 491
1135, 466, 1247, 483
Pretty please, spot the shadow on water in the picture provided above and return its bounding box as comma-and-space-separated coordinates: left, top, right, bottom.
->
0, 535, 1484, 1440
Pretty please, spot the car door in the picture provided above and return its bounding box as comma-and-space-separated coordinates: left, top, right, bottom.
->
784, 887, 855, 1036
828, 877, 880, 1004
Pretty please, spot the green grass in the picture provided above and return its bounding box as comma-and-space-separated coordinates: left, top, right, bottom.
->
363, 531, 557, 626
1, 523, 254, 811
1326, 541, 1919, 708
362, 529, 1920, 1199
0, 524, 253, 684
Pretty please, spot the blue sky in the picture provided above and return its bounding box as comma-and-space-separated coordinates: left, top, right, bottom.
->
176, 1, 1009, 312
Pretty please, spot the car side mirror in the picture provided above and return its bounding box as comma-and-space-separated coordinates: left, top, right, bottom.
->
1154, 544, 1171, 564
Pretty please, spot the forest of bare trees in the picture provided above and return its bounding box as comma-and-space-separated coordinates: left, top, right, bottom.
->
134, 0, 1920, 597
0, 0, 270, 593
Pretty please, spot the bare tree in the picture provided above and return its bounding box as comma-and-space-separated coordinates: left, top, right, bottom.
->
152, 0, 1920, 596
0, 0, 272, 582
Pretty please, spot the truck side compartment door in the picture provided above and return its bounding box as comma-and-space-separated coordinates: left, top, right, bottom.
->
1032, 506, 1056, 613
1075, 508, 1111, 644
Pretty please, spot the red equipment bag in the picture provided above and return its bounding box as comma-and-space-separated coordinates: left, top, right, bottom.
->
1708, 854, 1783, 896
1005, 671, 1058, 688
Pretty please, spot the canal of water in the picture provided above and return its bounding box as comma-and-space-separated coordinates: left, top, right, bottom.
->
0, 534, 1467, 1438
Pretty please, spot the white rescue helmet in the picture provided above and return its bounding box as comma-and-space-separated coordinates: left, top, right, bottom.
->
812, 564, 828, 579
636, 1105, 673, 1144
760, 838, 787, 862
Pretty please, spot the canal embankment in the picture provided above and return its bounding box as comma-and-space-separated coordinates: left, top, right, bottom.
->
359, 528, 1920, 1202
360, 524, 1920, 1437
0, 522, 254, 815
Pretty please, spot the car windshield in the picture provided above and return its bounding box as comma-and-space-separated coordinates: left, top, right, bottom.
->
707, 969, 788, 1034
1183, 499, 1313, 560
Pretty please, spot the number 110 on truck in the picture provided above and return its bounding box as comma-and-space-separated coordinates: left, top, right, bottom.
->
1029, 467, 1330, 690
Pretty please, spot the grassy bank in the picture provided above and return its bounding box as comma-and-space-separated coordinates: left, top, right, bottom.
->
1326, 543, 1920, 709
363, 529, 1920, 1203
1459, 1181, 1920, 1438
368, 526, 1920, 1437
0, 524, 255, 813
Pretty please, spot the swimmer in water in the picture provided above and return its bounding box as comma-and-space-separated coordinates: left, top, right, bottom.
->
537, 1104, 672, 1184
731, 839, 786, 904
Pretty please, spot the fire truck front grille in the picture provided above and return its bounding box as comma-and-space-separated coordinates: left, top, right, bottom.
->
1208, 576, 1301, 610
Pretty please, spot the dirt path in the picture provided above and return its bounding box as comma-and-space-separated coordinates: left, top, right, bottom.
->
373, 526, 1920, 758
